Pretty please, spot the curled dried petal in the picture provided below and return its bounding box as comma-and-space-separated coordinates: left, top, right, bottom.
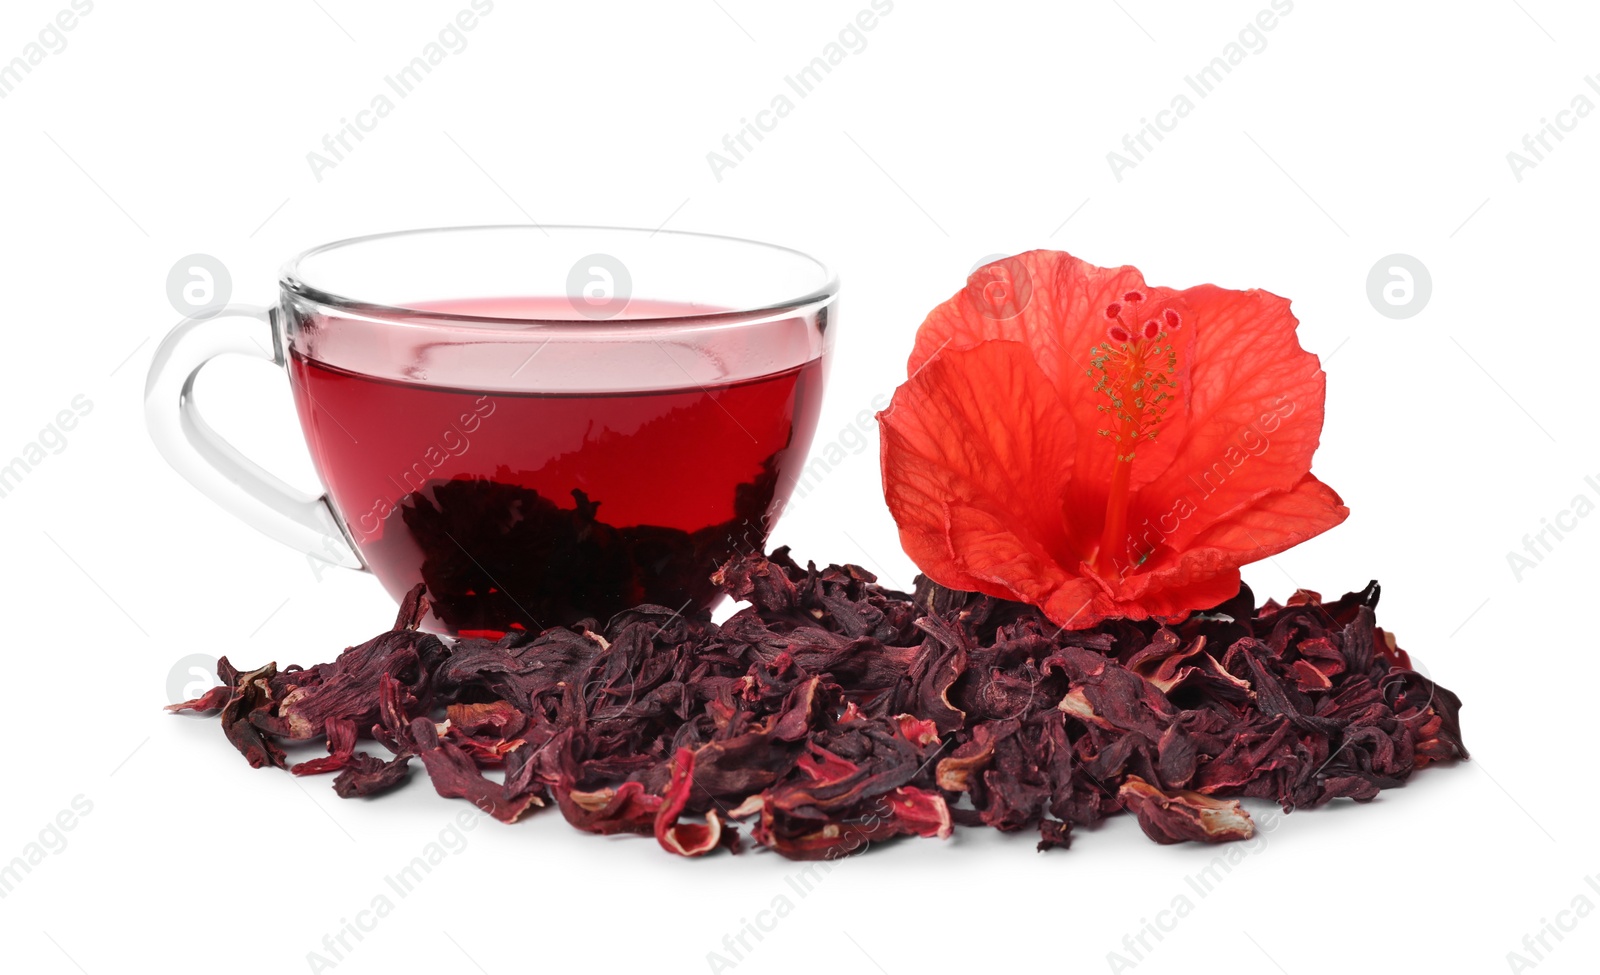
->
655, 748, 724, 857
1118, 775, 1255, 844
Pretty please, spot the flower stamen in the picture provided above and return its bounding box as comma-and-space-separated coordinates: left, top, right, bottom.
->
1086, 298, 1182, 574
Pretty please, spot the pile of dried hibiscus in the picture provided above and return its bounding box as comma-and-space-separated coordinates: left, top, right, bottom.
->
171, 549, 1466, 859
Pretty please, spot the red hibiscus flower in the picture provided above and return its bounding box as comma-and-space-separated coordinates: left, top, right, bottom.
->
878, 250, 1347, 630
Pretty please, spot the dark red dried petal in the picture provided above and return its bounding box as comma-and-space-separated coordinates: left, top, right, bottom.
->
936, 723, 999, 792
291, 718, 359, 776
172, 552, 1465, 860
894, 714, 941, 747
166, 684, 232, 713
1036, 820, 1073, 852
1118, 776, 1255, 844
409, 718, 542, 823
655, 748, 724, 857
221, 663, 287, 770
558, 781, 661, 835
333, 753, 412, 798
881, 786, 952, 839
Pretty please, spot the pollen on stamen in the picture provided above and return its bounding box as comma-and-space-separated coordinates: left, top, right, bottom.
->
1123, 290, 1146, 304
1164, 308, 1181, 329
1107, 324, 1132, 343
1142, 320, 1160, 340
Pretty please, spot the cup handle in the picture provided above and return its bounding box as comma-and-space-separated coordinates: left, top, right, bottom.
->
144, 304, 365, 570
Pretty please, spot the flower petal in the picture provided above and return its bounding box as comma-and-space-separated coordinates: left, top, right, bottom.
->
910, 253, 1143, 389
879, 341, 1077, 606
1044, 478, 1347, 630
912, 253, 1196, 561
1177, 473, 1349, 566
1131, 286, 1328, 552
915, 253, 1193, 469
1104, 475, 1349, 623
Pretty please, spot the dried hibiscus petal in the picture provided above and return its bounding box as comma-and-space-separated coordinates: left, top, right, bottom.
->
1118, 776, 1255, 844
936, 723, 999, 792
407, 717, 542, 824
1037, 820, 1073, 851
442, 701, 527, 765
333, 753, 412, 798
655, 749, 726, 857
166, 683, 232, 714
558, 781, 661, 836
221, 661, 287, 770
881, 786, 953, 840
170, 551, 1465, 860
291, 718, 358, 776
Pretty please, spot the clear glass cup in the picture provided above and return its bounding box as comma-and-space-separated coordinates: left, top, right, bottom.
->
145, 226, 838, 634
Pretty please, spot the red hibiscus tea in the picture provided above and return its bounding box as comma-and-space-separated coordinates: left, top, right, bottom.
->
288, 297, 826, 636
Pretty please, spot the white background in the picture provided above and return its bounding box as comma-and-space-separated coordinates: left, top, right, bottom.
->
0, 1, 1594, 973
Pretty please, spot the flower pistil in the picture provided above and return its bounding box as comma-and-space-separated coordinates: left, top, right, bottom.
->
1087, 291, 1182, 575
